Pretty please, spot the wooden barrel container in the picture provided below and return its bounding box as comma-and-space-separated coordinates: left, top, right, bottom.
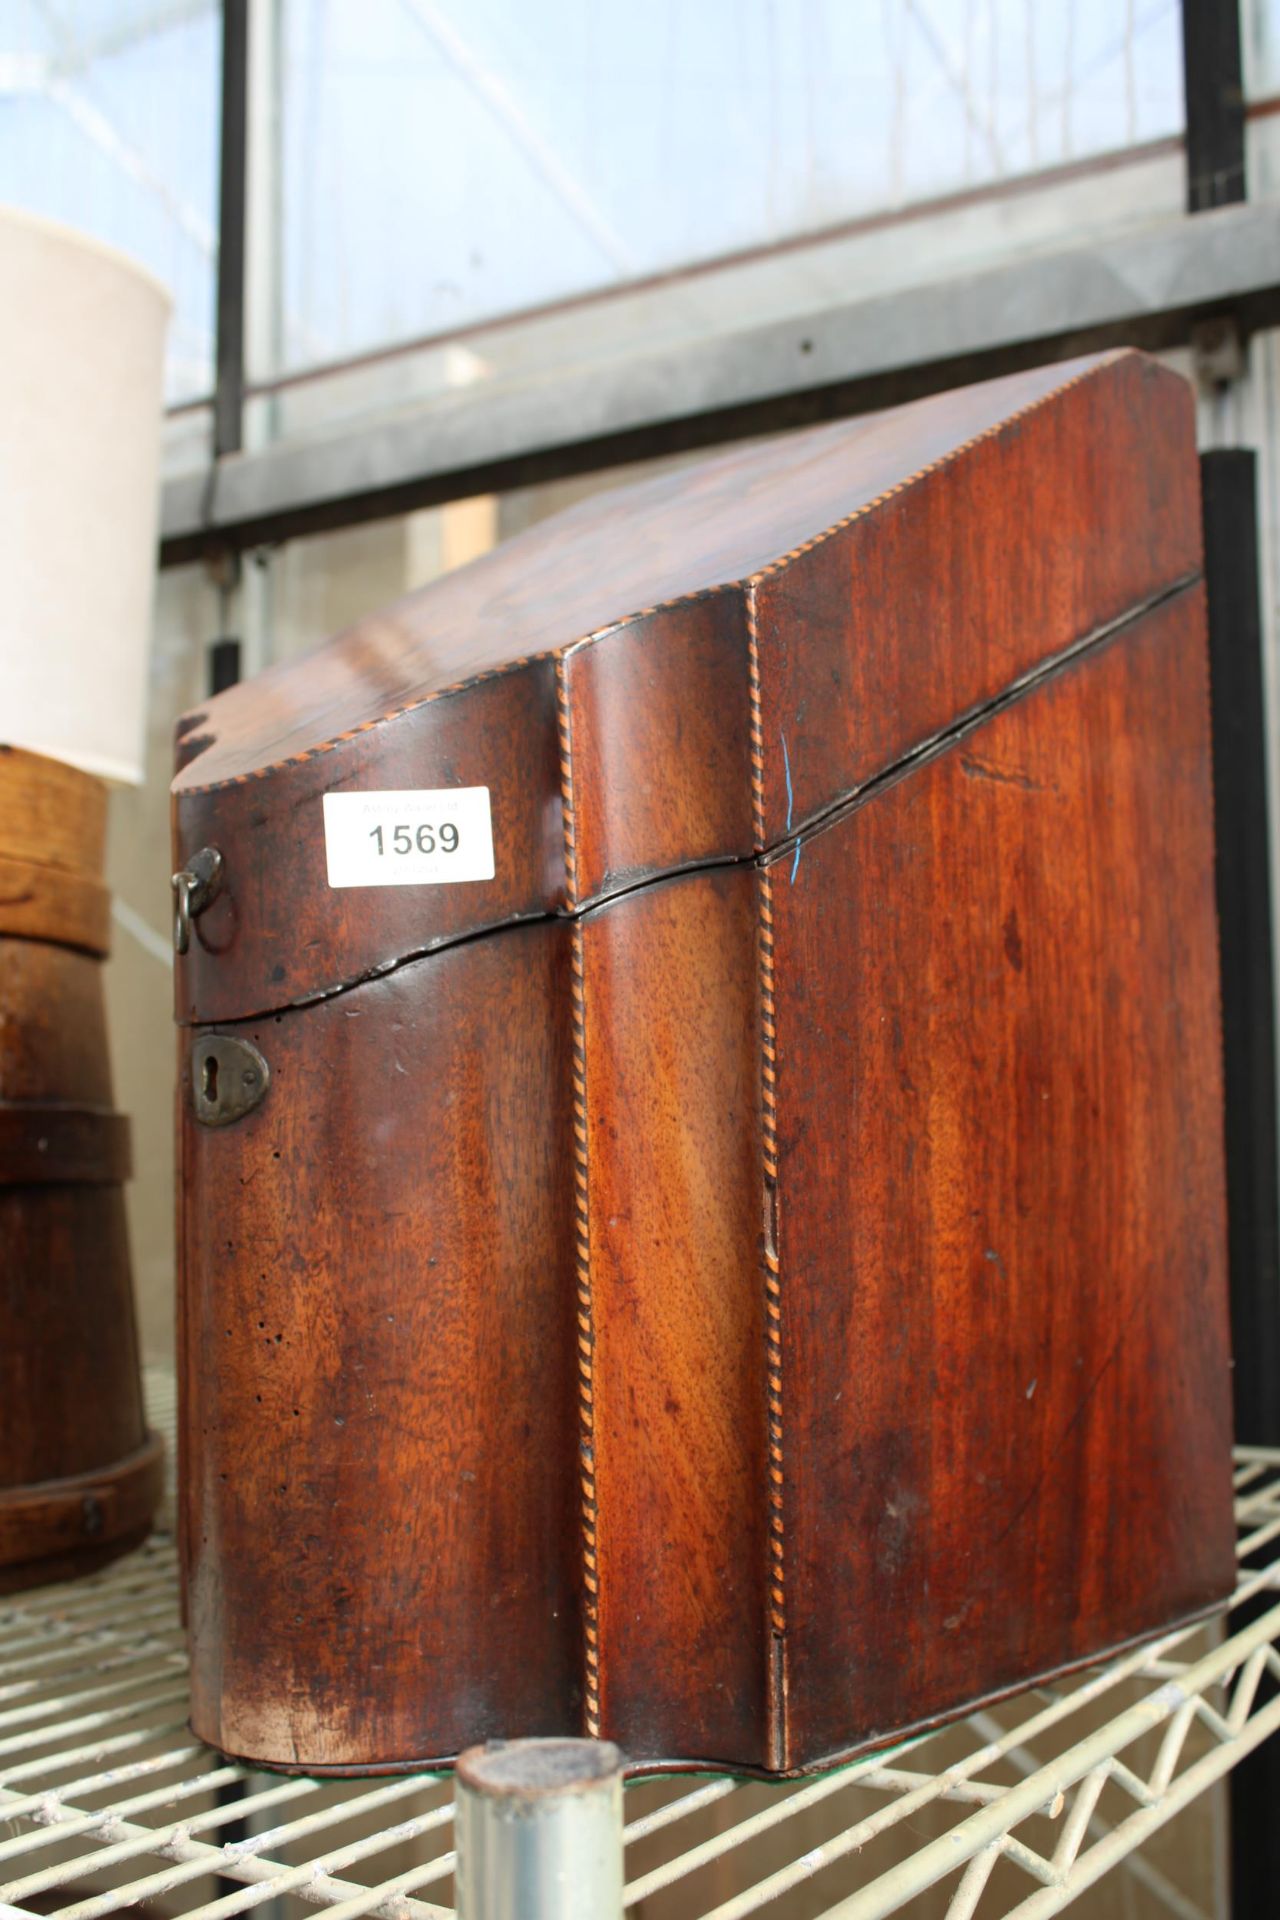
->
0, 744, 162, 1591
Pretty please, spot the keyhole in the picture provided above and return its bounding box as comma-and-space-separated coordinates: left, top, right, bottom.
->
203, 1054, 219, 1103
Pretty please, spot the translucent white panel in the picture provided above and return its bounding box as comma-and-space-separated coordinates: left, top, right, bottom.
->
1246, 0, 1280, 94
0, 0, 220, 402
271, 0, 1185, 377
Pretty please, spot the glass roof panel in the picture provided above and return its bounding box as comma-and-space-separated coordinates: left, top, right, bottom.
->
0, 0, 220, 403
268, 0, 1184, 377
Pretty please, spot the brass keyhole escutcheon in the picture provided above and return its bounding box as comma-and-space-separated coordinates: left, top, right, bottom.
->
191, 1034, 270, 1128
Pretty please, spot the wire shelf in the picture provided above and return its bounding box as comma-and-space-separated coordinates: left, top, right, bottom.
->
1, 1377, 1276, 1920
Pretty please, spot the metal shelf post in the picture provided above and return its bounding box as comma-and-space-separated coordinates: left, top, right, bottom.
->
455, 1739, 623, 1920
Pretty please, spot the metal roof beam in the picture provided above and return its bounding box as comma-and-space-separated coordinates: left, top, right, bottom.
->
160, 197, 1280, 565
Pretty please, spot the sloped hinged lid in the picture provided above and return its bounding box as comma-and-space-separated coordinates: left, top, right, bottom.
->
172, 350, 1201, 1025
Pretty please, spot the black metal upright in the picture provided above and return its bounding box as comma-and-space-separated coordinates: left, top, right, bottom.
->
213, 0, 250, 459
1182, 8, 1280, 1910
208, 23, 247, 1869
1181, 0, 1247, 211
1202, 452, 1280, 1911
1181, 4, 1279, 1906
208, 635, 242, 695
1204, 450, 1280, 1452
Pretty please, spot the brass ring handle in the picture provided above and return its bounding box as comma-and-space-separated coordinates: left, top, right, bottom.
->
171, 847, 224, 955
171, 870, 197, 954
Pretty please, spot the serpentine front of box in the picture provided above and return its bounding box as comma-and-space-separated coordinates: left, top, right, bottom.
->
172, 349, 1234, 1776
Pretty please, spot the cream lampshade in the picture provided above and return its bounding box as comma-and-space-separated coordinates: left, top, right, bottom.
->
0, 205, 170, 784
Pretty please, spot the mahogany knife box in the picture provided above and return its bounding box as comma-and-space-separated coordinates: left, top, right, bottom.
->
173, 349, 1235, 1777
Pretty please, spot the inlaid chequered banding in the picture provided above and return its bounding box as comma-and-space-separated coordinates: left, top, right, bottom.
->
757, 862, 786, 1639
751, 585, 786, 1649
554, 658, 580, 907
568, 922, 601, 1734
179, 359, 1115, 798
557, 656, 599, 1734
745, 585, 768, 853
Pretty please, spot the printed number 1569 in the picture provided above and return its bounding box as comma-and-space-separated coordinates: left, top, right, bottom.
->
369, 822, 459, 855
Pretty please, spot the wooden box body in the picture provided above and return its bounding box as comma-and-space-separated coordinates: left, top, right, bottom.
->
1, 746, 163, 1592
173, 350, 1234, 1775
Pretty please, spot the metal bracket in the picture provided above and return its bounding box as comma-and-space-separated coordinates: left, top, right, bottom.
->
1191, 315, 1244, 389
172, 847, 224, 954
190, 1034, 269, 1128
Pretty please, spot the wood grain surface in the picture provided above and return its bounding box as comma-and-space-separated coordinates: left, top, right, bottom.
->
176, 352, 1234, 1773
172, 351, 1197, 1024
582, 866, 766, 1761
750, 351, 1199, 845
181, 919, 581, 1767
766, 584, 1232, 1765
0, 745, 111, 953
0, 851, 111, 953
0, 744, 107, 877
1, 747, 158, 1587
